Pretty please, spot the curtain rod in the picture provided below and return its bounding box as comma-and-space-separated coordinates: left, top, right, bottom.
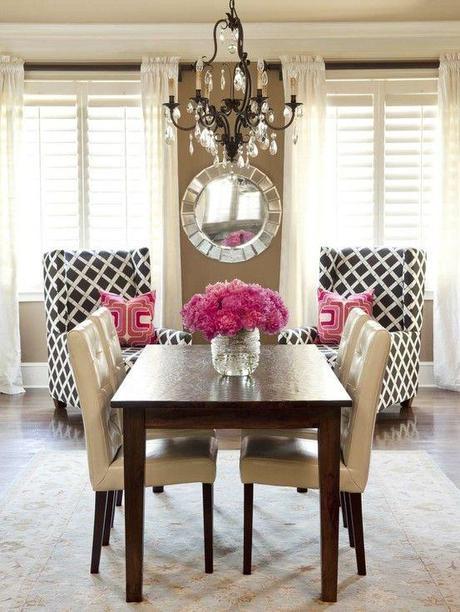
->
24, 59, 440, 81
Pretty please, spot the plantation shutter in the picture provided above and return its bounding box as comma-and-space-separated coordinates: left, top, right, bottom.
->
19, 81, 149, 294
86, 98, 149, 250
326, 97, 375, 245
383, 94, 437, 284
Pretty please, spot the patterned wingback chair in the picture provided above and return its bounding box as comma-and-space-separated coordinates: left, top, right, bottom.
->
278, 247, 426, 412
43, 248, 191, 411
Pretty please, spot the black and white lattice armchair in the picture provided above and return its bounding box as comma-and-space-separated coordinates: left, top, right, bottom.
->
278, 246, 426, 412
43, 248, 191, 411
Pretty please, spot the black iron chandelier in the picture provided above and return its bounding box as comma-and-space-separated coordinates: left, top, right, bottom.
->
163, 0, 302, 166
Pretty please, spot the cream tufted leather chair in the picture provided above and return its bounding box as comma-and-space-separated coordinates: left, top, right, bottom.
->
68, 319, 218, 575
239, 319, 390, 576
240, 308, 371, 451
89, 307, 216, 501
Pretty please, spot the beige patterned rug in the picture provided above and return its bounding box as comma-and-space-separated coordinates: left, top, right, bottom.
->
1, 449, 459, 611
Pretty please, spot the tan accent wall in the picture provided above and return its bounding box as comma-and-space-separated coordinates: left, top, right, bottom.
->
18, 64, 435, 362
19, 301, 47, 362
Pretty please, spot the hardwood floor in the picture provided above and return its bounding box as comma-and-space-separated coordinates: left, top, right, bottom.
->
0, 387, 459, 496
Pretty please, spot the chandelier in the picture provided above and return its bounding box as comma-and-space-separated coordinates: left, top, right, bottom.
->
163, 0, 302, 167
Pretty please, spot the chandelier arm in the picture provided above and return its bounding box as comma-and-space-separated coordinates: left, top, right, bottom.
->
163, 105, 196, 131
265, 101, 302, 131
203, 18, 229, 67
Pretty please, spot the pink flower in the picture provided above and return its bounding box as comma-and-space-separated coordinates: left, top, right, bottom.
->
222, 230, 255, 247
181, 279, 289, 341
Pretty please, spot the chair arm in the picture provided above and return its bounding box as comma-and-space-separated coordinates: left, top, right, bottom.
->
155, 327, 192, 346
278, 326, 319, 345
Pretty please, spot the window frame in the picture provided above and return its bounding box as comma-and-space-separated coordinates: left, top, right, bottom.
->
19, 74, 145, 301
326, 74, 438, 299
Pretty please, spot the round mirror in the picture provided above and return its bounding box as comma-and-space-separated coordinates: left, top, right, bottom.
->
181, 164, 281, 263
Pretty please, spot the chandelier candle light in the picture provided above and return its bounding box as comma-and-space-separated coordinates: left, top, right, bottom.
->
163, 0, 302, 167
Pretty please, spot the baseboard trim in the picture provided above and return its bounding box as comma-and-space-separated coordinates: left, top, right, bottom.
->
21, 362, 48, 388
21, 360, 436, 389
419, 361, 435, 387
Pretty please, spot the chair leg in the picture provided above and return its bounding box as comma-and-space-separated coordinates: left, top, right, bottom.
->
202, 483, 214, 574
110, 492, 116, 528
102, 491, 115, 546
116, 490, 123, 506
349, 493, 366, 575
297, 487, 308, 493
243, 483, 254, 575
152, 486, 164, 494
340, 491, 348, 529
52, 398, 67, 411
400, 397, 414, 413
345, 493, 355, 548
90, 491, 107, 574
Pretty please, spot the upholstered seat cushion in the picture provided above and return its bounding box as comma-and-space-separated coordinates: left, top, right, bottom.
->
240, 435, 363, 493
96, 435, 218, 491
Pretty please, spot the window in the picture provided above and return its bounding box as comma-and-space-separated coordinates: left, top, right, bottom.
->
18, 80, 149, 295
326, 78, 438, 290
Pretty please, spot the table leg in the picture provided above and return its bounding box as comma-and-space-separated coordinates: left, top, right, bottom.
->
123, 408, 145, 603
317, 410, 341, 603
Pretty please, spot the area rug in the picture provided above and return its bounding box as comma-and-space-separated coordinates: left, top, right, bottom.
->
0, 450, 459, 611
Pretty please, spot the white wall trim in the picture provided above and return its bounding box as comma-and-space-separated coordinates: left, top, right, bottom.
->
1, 21, 460, 62
21, 362, 48, 389
20, 359, 436, 389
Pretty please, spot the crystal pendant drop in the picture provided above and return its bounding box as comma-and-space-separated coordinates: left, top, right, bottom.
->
186, 101, 194, 114
237, 153, 245, 169
164, 122, 174, 144
248, 139, 258, 158
260, 136, 270, 150
293, 123, 299, 145
219, 27, 225, 42
194, 123, 201, 139
213, 154, 220, 167
283, 106, 291, 119
189, 134, 194, 155
269, 133, 277, 156
221, 68, 226, 90
204, 70, 213, 94
261, 101, 269, 113
250, 100, 258, 114
172, 107, 181, 121
267, 110, 275, 123
222, 150, 228, 168
228, 43, 237, 54
245, 154, 250, 168
296, 106, 303, 118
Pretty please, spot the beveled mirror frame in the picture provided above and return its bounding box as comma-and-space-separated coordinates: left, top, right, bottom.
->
181, 164, 282, 263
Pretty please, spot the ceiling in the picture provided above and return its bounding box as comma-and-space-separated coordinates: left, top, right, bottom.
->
1, 0, 460, 24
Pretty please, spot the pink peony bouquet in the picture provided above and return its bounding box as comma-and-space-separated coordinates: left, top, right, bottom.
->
181, 279, 289, 341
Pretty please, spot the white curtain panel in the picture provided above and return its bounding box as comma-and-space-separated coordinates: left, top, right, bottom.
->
141, 57, 183, 329
279, 56, 327, 327
0, 56, 24, 395
434, 54, 460, 391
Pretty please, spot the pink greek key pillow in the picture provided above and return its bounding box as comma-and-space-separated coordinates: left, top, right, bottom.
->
317, 288, 374, 344
99, 290, 156, 347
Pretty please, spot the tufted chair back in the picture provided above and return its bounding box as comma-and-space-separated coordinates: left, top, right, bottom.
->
334, 307, 370, 382
68, 319, 122, 490
341, 320, 391, 491
89, 307, 126, 393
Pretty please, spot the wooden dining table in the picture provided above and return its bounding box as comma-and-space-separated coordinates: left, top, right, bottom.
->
111, 344, 352, 604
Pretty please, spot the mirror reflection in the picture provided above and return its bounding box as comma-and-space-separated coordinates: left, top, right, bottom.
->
195, 175, 267, 248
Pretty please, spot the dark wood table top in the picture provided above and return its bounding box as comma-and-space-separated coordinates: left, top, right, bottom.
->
111, 345, 352, 412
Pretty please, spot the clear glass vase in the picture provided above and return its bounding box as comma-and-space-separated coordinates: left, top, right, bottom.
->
211, 329, 260, 376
